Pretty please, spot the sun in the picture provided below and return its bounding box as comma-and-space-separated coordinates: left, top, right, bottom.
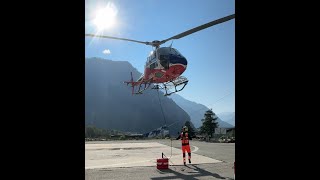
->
93, 3, 118, 31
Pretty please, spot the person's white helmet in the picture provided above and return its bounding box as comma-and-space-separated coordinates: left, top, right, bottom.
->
183, 126, 188, 132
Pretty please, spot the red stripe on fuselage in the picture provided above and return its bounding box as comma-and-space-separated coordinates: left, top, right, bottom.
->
144, 64, 187, 83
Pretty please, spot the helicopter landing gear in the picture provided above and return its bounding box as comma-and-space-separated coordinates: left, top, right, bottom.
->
135, 82, 151, 94
153, 76, 188, 96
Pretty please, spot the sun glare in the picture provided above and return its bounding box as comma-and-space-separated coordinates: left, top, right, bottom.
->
93, 3, 118, 31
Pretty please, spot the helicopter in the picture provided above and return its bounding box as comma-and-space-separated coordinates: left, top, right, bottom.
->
85, 14, 235, 96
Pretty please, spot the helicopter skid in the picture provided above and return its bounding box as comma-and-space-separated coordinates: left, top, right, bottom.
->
134, 82, 152, 95
153, 76, 188, 96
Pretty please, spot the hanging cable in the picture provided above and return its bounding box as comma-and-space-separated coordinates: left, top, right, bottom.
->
157, 89, 166, 126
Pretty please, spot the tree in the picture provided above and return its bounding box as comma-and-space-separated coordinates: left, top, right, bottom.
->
184, 120, 196, 137
199, 109, 219, 141
85, 125, 110, 139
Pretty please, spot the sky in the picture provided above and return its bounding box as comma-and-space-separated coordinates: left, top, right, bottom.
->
85, 0, 235, 114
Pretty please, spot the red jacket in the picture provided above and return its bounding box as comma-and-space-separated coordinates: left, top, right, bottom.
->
176, 132, 192, 146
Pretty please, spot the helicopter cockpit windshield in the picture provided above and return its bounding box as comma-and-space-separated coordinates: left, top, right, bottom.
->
157, 47, 172, 69
157, 47, 186, 69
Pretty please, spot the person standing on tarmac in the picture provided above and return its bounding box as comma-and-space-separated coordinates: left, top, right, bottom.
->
176, 126, 192, 165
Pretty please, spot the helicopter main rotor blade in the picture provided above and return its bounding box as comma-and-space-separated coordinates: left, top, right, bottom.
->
160, 14, 235, 45
85, 34, 150, 45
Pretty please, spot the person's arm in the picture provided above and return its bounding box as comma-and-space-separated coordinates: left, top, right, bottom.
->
176, 133, 181, 140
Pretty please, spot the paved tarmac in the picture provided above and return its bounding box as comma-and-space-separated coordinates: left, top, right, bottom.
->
85, 139, 235, 180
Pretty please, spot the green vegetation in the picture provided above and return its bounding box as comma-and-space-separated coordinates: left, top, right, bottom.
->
199, 109, 219, 141
85, 125, 126, 140
85, 125, 110, 138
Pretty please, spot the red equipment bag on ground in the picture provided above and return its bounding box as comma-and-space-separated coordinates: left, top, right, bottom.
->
157, 153, 169, 169
157, 158, 169, 169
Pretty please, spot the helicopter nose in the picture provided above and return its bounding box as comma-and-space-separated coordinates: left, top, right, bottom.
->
170, 56, 187, 65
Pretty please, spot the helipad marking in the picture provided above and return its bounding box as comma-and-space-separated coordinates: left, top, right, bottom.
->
85, 142, 221, 169
192, 146, 199, 152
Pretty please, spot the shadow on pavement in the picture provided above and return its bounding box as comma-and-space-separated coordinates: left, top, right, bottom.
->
152, 164, 231, 180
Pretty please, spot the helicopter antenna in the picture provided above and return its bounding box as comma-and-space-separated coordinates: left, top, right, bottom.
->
169, 40, 173, 48
169, 40, 174, 52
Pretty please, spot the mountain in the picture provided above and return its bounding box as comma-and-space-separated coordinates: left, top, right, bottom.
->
85, 57, 190, 135
168, 94, 234, 128
216, 112, 235, 126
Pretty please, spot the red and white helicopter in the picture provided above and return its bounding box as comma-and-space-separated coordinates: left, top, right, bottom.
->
86, 14, 235, 96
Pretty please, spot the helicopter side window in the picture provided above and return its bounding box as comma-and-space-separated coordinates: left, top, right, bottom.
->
150, 62, 157, 69
151, 53, 156, 61
147, 52, 156, 65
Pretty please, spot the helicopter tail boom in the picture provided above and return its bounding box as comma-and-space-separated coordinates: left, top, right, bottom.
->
124, 72, 153, 95
124, 72, 145, 95
124, 72, 135, 95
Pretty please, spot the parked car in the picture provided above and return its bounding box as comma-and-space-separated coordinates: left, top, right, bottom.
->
219, 136, 235, 143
